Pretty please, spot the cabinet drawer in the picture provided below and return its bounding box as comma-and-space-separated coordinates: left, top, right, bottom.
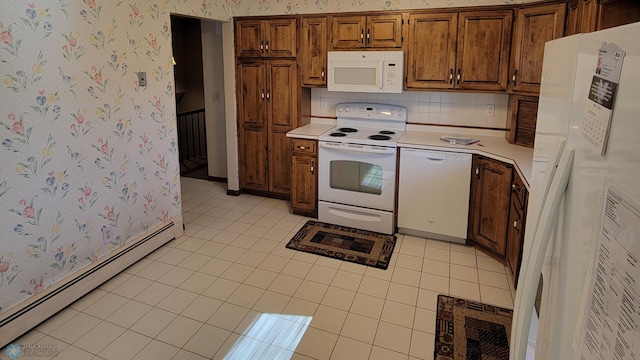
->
292, 139, 316, 155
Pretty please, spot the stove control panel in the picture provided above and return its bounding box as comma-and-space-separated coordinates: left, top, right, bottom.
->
336, 102, 407, 122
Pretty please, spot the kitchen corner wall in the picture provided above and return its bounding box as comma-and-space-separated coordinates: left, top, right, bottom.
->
311, 88, 509, 129
0, 1, 231, 318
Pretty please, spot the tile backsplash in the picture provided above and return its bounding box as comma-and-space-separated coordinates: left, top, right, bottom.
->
311, 88, 509, 129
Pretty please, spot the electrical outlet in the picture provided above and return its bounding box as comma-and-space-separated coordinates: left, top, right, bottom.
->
137, 72, 147, 87
485, 104, 495, 116
320, 97, 328, 108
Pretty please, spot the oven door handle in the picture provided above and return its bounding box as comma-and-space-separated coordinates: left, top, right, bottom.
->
327, 206, 383, 222
319, 142, 396, 155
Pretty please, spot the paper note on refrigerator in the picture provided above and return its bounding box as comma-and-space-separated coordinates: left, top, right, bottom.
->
578, 182, 640, 360
582, 42, 626, 156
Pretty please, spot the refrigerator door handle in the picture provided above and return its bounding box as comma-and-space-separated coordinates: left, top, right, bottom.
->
510, 144, 575, 360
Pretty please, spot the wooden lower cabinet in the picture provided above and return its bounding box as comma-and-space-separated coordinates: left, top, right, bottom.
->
506, 172, 528, 288
468, 156, 514, 257
290, 139, 317, 216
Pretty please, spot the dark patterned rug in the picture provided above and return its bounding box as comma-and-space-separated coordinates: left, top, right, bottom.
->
285, 220, 396, 270
435, 295, 513, 360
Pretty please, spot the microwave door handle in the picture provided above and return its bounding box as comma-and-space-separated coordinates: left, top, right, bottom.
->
379, 61, 384, 90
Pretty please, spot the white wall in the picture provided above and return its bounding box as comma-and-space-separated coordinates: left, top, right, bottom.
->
201, 21, 228, 179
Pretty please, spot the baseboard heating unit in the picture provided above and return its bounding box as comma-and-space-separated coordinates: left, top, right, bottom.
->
0, 217, 183, 347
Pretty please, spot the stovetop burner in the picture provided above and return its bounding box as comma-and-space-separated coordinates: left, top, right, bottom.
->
368, 134, 392, 141
338, 127, 358, 133
329, 132, 347, 137
379, 130, 395, 135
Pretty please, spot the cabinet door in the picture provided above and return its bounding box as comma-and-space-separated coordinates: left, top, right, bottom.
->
507, 195, 524, 288
291, 155, 317, 214
300, 17, 328, 86
366, 14, 403, 48
267, 60, 297, 195
507, 172, 527, 288
331, 15, 366, 49
510, 3, 566, 94
566, 0, 581, 36
580, 0, 599, 32
469, 156, 513, 256
596, 0, 640, 31
266, 18, 297, 58
456, 10, 512, 91
406, 13, 457, 89
506, 95, 539, 147
236, 19, 265, 58
269, 132, 291, 195
237, 60, 268, 191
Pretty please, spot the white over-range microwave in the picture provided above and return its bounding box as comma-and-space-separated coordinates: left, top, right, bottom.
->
327, 51, 404, 93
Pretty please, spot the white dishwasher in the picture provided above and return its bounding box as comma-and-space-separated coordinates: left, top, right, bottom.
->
397, 148, 472, 244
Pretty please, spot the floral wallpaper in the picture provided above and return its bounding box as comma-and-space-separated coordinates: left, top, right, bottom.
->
0, 0, 536, 318
0, 0, 232, 317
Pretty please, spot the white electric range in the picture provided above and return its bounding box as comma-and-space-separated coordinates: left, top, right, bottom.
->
317, 103, 407, 235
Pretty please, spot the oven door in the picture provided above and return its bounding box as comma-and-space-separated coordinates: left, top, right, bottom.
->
318, 141, 397, 211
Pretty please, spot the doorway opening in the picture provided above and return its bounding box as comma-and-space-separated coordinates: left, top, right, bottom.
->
171, 15, 227, 181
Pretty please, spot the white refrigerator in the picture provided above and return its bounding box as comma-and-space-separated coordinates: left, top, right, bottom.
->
510, 22, 640, 359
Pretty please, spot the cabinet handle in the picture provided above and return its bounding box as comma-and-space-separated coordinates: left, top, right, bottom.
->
512, 70, 518, 86
265, 40, 269, 52
512, 184, 516, 189
475, 165, 479, 177
513, 219, 518, 229
261, 90, 265, 99
311, 160, 315, 174
266, 90, 270, 101
449, 69, 453, 84
298, 146, 306, 150
367, 29, 370, 43
360, 29, 364, 41
457, 69, 461, 85
321, 67, 325, 80
260, 40, 264, 52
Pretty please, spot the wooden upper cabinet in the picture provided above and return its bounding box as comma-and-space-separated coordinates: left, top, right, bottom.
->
367, 14, 404, 48
406, 12, 458, 89
456, 10, 513, 91
300, 17, 328, 86
235, 18, 297, 58
330, 14, 403, 49
566, 0, 640, 36
267, 60, 297, 132
509, 3, 566, 94
566, 0, 581, 35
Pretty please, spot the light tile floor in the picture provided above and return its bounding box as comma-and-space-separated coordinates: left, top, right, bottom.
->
5, 177, 516, 360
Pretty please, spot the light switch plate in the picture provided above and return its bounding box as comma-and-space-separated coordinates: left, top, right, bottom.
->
137, 72, 147, 87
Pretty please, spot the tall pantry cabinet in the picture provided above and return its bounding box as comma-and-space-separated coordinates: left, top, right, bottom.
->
235, 18, 298, 196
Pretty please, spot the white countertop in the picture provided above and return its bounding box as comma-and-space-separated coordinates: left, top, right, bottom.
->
286, 121, 534, 187
399, 126, 533, 187
286, 118, 335, 139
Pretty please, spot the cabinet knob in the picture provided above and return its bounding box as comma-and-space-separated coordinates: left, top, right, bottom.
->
512, 184, 516, 189
299, 146, 306, 150
513, 220, 518, 229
